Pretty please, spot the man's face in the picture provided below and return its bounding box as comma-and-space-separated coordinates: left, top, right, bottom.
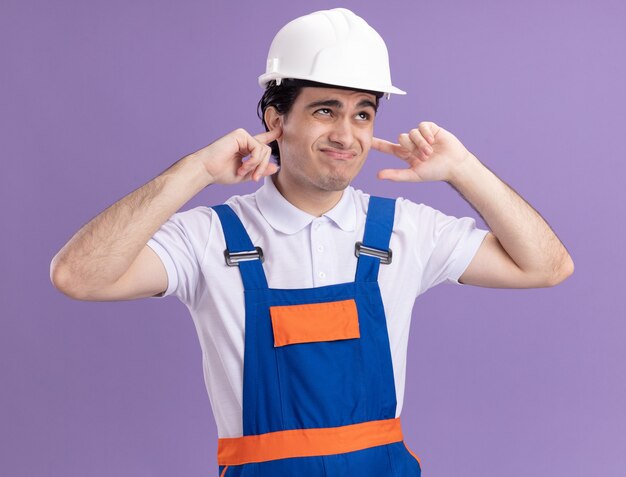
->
276, 86, 377, 193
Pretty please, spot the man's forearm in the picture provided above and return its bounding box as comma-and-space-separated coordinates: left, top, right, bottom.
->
448, 153, 573, 281
51, 155, 210, 291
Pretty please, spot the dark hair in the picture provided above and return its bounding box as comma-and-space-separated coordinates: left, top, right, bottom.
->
257, 79, 384, 166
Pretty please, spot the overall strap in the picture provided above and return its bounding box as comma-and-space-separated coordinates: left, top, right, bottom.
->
355, 196, 396, 283
211, 204, 268, 290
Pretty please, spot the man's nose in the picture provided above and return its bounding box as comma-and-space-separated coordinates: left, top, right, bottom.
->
328, 117, 354, 148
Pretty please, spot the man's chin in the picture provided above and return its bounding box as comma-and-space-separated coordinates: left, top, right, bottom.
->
318, 174, 353, 192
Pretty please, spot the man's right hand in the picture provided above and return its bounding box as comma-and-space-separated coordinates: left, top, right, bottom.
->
189, 127, 282, 186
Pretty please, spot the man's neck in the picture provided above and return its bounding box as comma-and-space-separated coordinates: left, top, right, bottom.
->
272, 174, 344, 217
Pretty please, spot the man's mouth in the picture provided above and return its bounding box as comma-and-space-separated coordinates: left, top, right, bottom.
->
320, 148, 358, 160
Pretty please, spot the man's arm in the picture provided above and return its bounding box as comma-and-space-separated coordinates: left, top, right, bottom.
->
452, 153, 573, 288
372, 122, 574, 288
50, 128, 280, 301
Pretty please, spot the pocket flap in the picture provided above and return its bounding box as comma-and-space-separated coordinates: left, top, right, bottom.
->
270, 299, 360, 347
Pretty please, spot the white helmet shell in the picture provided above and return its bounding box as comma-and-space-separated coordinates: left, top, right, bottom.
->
258, 8, 406, 96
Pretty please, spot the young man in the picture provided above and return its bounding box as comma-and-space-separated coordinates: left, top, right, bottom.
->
50, 8, 573, 477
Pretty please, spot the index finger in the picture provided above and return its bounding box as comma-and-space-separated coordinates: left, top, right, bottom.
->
254, 127, 282, 144
372, 137, 406, 157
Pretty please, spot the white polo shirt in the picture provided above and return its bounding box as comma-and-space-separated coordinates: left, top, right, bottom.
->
147, 176, 489, 438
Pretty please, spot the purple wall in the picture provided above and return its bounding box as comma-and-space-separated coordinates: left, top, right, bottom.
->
2, 0, 624, 475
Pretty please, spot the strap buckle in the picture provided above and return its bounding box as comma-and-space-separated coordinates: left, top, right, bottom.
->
355, 242, 392, 265
224, 247, 264, 267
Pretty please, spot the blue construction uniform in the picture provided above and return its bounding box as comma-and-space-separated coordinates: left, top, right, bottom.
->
213, 197, 422, 476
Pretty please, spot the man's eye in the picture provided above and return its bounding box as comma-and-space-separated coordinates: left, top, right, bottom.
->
356, 112, 371, 120
316, 108, 331, 116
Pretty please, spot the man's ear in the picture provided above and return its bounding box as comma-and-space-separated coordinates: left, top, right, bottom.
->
264, 106, 283, 133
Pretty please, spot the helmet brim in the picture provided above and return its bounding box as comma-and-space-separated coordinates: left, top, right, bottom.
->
258, 73, 407, 96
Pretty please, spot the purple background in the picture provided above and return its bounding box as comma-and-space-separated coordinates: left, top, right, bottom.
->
2, 0, 625, 476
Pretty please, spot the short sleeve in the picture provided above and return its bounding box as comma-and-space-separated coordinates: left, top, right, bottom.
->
146, 206, 212, 305
395, 198, 488, 295
420, 205, 488, 291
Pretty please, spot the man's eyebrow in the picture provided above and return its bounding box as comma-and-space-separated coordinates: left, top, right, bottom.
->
305, 99, 343, 110
357, 99, 377, 111
305, 99, 378, 111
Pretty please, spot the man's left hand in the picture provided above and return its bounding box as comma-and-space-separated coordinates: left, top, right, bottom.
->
372, 121, 471, 183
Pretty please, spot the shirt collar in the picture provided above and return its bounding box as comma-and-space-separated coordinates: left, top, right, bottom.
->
256, 176, 356, 234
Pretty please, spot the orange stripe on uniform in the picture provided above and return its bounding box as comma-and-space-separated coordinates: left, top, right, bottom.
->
217, 418, 404, 466
270, 299, 360, 347
404, 442, 421, 466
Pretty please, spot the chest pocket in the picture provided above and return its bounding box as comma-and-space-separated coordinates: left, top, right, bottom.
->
268, 297, 367, 428
270, 299, 360, 347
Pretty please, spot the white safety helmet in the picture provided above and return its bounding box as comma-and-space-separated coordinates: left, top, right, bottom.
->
258, 8, 406, 97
